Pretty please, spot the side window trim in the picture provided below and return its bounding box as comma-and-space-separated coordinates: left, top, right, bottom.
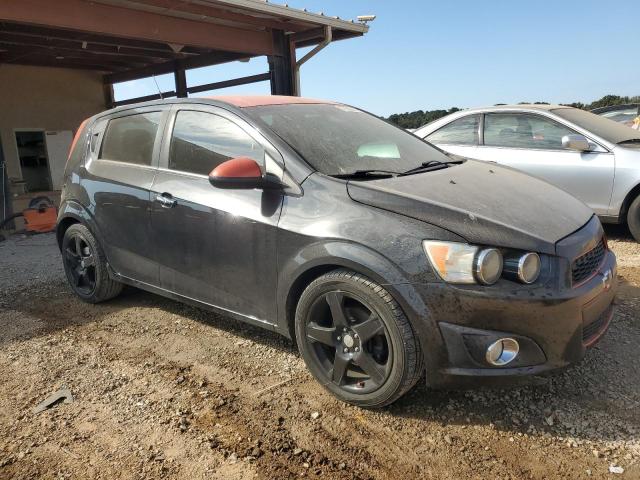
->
96, 107, 169, 169
159, 105, 283, 178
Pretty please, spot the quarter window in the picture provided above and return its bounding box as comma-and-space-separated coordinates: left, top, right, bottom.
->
426, 115, 479, 145
100, 112, 161, 166
169, 111, 264, 176
483, 113, 576, 150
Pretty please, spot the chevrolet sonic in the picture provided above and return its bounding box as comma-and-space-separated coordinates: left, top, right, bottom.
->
57, 96, 617, 407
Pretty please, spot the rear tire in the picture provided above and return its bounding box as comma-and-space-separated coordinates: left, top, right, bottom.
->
295, 269, 423, 408
627, 195, 640, 242
61, 223, 122, 303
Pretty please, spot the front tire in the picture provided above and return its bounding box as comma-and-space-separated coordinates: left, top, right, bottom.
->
295, 269, 423, 408
627, 195, 640, 242
61, 223, 122, 303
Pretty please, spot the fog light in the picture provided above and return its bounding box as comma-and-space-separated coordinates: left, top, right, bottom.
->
485, 338, 519, 366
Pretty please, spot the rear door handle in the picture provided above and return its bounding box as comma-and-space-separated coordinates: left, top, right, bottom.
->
155, 193, 177, 208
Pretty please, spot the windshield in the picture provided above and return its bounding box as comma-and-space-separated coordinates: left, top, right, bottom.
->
243, 104, 452, 176
598, 107, 639, 126
552, 107, 640, 144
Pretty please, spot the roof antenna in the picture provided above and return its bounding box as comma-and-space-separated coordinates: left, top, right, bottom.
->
152, 75, 163, 100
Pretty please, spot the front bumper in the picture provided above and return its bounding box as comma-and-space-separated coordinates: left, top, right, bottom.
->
416, 250, 617, 388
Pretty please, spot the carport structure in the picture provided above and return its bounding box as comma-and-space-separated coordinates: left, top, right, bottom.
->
0, 0, 368, 229
0, 0, 368, 104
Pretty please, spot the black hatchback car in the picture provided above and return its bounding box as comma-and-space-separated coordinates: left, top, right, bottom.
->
57, 96, 617, 407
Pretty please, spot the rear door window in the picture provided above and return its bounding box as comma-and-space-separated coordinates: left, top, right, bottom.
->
483, 113, 576, 150
426, 115, 479, 145
100, 112, 162, 166
169, 110, 265, 176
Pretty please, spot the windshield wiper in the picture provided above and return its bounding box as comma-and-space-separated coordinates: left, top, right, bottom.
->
331, 169, 398, 179
619, 139, 640, 145
399, 160, 462, 176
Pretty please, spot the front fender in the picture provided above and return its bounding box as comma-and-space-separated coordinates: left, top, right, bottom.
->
276, 240, 433, 361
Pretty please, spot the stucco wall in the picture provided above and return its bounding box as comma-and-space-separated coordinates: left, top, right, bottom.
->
0, 64, 107, 182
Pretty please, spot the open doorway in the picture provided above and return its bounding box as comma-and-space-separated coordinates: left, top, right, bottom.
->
16, 131, 50, 192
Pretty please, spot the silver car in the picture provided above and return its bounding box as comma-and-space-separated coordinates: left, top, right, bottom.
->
415, 105, 640, 241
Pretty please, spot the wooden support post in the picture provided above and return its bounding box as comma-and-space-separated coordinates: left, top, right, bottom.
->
268, 30, 295, 96
174, 68, 188, 98
103, 83, 115, 109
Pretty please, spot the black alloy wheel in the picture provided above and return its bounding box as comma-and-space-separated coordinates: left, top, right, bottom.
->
61, 223, 123, 303
295, 269, 423, 407
305, 291, 391, 393
63, 233, 97, 296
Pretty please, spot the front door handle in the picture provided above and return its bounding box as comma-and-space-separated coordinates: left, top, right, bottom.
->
155, 193, 177, 208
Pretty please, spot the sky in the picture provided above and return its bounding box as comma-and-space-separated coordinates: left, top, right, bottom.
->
114, 0, 640, 117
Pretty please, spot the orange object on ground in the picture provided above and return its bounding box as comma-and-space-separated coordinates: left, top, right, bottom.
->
22, 206, 57, 233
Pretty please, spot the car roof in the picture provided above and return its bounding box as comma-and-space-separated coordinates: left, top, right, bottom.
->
94, 95, 337, 120
465, 104, 570, 113
206, 95, 335, 108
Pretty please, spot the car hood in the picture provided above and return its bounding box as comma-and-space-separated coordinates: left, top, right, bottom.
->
346, 160, 594, 255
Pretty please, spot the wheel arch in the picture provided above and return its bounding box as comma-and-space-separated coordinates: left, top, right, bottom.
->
56, 200, 102, 250
277, 241, 431, 350
620, 182, 640, 222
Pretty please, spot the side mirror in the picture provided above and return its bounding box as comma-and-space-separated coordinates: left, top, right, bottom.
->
208, 157, 282, 190
562, 134, 591, 152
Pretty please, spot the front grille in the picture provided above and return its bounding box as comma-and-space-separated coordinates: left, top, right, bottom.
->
583, 306, 613, 345
572, 238, 606, 285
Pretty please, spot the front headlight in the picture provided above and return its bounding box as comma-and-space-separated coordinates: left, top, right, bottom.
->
423, 240, 503, 285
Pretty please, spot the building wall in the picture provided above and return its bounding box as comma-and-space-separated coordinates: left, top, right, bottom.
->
0, 64, 107, 182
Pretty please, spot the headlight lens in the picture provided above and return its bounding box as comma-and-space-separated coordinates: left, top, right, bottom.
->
423, 241, 478, 284
504, 252, 541, 284
423, 241, 503, 285
474, 248, 503, 285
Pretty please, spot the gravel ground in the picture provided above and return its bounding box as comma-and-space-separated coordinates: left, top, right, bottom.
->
0, 227, 639, 479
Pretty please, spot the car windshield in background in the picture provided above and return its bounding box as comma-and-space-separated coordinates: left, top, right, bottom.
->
599, 107, 639, 126
244, 104, 451, 176
552, 107, 640, 144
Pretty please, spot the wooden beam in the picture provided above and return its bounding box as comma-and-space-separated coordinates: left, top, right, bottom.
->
290, 27, 326, 45
99, 0, 309, 33
0, 56, 123, 71
113, 90, 176, 107
0, 41, 167, 67
0, 0, 274, 55
186, 73, 270, 95
104, 50, 251, 84
0, 32, 187, 61
0, 23, 201, 57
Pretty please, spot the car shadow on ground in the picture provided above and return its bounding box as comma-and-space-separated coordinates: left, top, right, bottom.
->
1, 279, 298, 356
603, 223, 634, 241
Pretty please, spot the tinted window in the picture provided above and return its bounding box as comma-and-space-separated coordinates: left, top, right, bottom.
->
244, 104, 450, 176
169, 111, 264, 176
100, 112, 161, 165
484, 113, 575, 150
427, 115, 479, 145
